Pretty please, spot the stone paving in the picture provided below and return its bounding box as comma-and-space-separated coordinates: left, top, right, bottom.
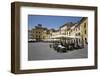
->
28, 42, 88, 61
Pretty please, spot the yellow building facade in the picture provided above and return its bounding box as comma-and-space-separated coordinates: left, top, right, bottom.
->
80, 17, 88, 46
32, 24, 48, 41
30, 18, 88, 45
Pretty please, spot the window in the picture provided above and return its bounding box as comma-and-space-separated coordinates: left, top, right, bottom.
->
84, 23, 86, 28
69, 32, 70, 36
85, 30, 86, 34
74, 39, 75, 43
71, 29, 72, 32
36, 35, 38, 38
39, 36, 40, 38
78, 33, 80, 36
85, 38, 88, 44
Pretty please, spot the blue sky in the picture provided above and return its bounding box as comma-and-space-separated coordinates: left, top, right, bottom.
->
28, 15, 82, 30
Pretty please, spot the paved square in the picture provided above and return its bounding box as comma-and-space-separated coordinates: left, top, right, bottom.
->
28, 42, 88, 61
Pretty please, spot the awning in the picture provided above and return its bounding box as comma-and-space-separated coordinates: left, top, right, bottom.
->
50, 35, 81, 39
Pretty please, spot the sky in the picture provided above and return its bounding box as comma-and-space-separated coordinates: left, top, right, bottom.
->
28, 15, 82, 30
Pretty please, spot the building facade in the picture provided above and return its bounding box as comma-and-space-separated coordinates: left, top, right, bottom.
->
32, 24, 48, 41
28, 17, 88, 47
80, 17, 88, 46
28, 30, 33, 41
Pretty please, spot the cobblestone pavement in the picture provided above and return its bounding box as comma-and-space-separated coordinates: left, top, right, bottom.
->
28, 42, 88, 61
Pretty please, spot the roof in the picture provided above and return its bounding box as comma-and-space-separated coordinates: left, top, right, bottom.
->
60, 22, 75, 28
79, 17, 88, 25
